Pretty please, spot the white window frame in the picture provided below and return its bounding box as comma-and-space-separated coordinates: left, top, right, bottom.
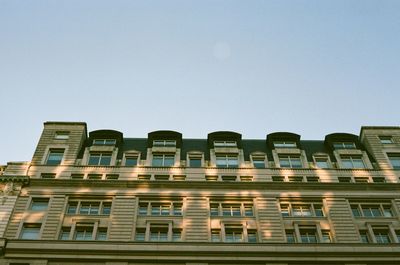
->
213, 141, 237, 147
153, 140, 176, 147
273, 141, 297, 148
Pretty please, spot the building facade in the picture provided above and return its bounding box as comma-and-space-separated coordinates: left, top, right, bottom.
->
1, 121, 400, 265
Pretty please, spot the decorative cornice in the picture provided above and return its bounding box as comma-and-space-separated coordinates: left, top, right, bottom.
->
0, 175, 29, 185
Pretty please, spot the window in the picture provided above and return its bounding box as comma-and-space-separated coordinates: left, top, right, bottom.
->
333, 142, 356, 149
20, 223, 41, 239
314, 156, 329, 168
240, 176, 253, 182
211, 229, 221, 242
138, 201, 182, 216
46, 149, 64, 165
71, 174, 84, 179
360, 230, 370, 243
273, 141, 297, 148
214, 141, 237, 147
216, 155, 238, 168
374, 229, 391, 244
66, 200, 112, 215
252, 156, 265, 168
286, 230, 296, 243
350, 203, 393, 218
299, 227, 317, 243
338, 176, 351, 183
55, 131, 70, 140
93, 139, 116, 145
306, 176, 320, 182
173, 175, 186, 181
280, 202, 324, 217
387, 153, 400, 169
136, 224, 181, 242
286, 226, 331, 243
154, 175, 169, 181
209, 202, 253, 217
125, 156, 138, 166
354, 176, 369, 183
153, 140, 176, 147
87, 174, 102, 180
205, 175, 218, 181
106, 174, 119, 180
341, 155, 365, 169
359, 228, 393, 244
272, 176, 285, 182
379, 136, 394, 144
30, 198, 49, 211
225, 226, 243, 242
213, 224, 257, 243
221, 175, 236, 182
40, 173, 56, 179
88, 152, 112, 166
188, 156, 202, 167
59, 227, 71, 240
74, 224, 94, 240
138, 174, 151, 180
288, 176, 303, 182
96, 228, 108, 240
71, 224, 108, 241
152, 154, 175, 167
372, 177, 386, 183
279, 155, 302, 168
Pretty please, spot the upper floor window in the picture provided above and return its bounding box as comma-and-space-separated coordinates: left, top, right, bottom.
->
71, 223, 107, 241
333, 142, 356, 149
20, 223, 41, 240
93, 139, 116, 146
139, 201, 182, 216
279, 155, 302, 168
314, 155, 329, 168
387, 153, 400, 169
30, 198, 49, 211
273, 141, 297, 148
286, 226, 331, 243
125, 155, 138, 166
379, 136, 394, 144
212, 224, 257, 243
46, 149, 64, 165
214, 141, 237, 147
216, 155, 238, 168
340, 155, 365, 169
153, 140, 176, 147
360, 227, 394, 244
252, 156, 265, 168
88, 152, 112, 166
136, 223, 181, 242
280, 202, 324, 217
67, 200, 112, 215
188, 155, 202, 167
210, 202, 253, 217
152, 154, 175, 167
351, 203, 393, 218
55, 131, 70, 140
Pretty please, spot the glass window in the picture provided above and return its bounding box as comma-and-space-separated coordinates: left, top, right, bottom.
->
40, 173, 56, 179
244, 204, 254, 216
222, 204, 241, 216
87, 174, 102, 180
152, 154, 175, 167
273, 141, 297, 148
150, 225, 169, 241
299, 228, 317, 243
333, 142, 356, 149
71, 174, 84, 179
55, 131, 70, 140
106, 174, 119, 180
372, 177, 386, 183
314, 156, 329, 168
341, 155, 365, 169
96, 228, 107, 240
102, 202, 112, 215
214, 141, 237, 147
211, 229, 221, 242
139, 203, 148, 215
210, 204, 219, 216
252, 156, 265, 168
286, 230, 296, 243
379, 136, 393, 144
173, 204, 182, 216
46, 149, 64, 165
125, 156, 138, 166
225, 228, 243, 242
292, 205, 312, 217
306, 176, 319, 182
93, 139, 116, 145
321, 230, 331, 243
374, 230, 391, 244
30, 198, 49, 211
172, 229, 182, 241
272, 176, 285, 182
135, 228, 145, 241
153, 140, 176, 147
280, 204, 289, 217
189, 157, 202, 167
288, 176, 303, 182
351, 205, 361, 217
388, 154, 400, 169
247, 230, 257, 243
74, 224, 94, 240
314, 204, 324, 217
88, 152, 112, 166
59, 227, 70, 240
67, 202, 78, 214
279, 155, 302, 168
360, 231, 369, 243
80, 202, 100, 215
216, 155, 238, 168
362, 206, 382, 217
20, 223, 41, 239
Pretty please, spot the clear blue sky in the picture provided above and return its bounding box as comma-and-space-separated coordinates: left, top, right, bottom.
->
1, 0, 399, 164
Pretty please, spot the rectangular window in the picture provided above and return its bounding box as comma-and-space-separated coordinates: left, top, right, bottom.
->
279, 155, 302, 168
379, 136, 394, 144
252, 156, 265, 168
247, 230, 257, 243
221, 175, 236, 182
240, 176, 253, 182
222, 204, 241, 216
210, 202, 253, 217
372, 177, 386, 183
66, 201, 112, 215
306, 176, 319, 182
93, 139, 116, 145
205, 175, 218, 181
125, 156, 138, 166
150, 224, 169, 241
374, 230, 391, 244
105, 174, 119, 180
280, 202, 324, 217
46, 149, 64, 165
55, 131, 70, 140
360, 230, 370, 243
20, 223, 41, 239
333, 142, 356, 149
214, 141, 237, 147
216, 155, 238, 168
96, 228, 108, 240
286, 230, 296, 243
225, 227, 243, 242
288, 176, 303, 182
172, 229, 182, 241
139, 201, 182, 216
211, 229, 221, 242
138, 174, 151, 180
354, 176, 369, 183
272, 176, 285, 182
135, 228, 146, 241
87, 174, 102, 180
350, 203, 393, 218
59, 227, 71, 240
388, 153, 400, 169
153, 140, 176, 147
321, 230, 331, 243
154, 175, 169, 181
152, 154, 175, 167
314, 156, 329, 168
338, 176, 351, 183
299, 227, 318, 243
30, 198, 49, 211
71, 174, 84, 179
341, 155, 365, 169
189, 157, 202, 167
88, 152, 112, 166
40, 173, 56, 179
273, 141, 297, 148
74, 224, 94, 240
173, 175, 186, 181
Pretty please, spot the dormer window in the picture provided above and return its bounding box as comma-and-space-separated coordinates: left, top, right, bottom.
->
153, 140, 176, 147
333, 142, 356, 149
273, 141, 297, 148
214, 141, 237, 147
93, 139, 116, 146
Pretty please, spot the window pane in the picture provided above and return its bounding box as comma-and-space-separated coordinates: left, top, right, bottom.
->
99, 154, 111, 166
388, 154, 400, 169
152, 156, 163, 166
30, 199, 49, 211
96, 228, 107, 240
164, 156, 175, 166
88, 154, 100, 165
125, 156, 138, 166
314, 205, 324, 217
21, 224, 41, 239
189, 158, 202, 167
46, 150, 64, 165
286, 231, 296, 243
59, 227, 70, 240
248, 231, 257, 243
351, 206, 361, 217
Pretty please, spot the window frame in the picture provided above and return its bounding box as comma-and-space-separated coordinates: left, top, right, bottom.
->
66, 200, 112, 216
278, 155, 302, 168
216, 154, 239, 168
280, 202, 325, 218
88, 152, 112, 166
92, 139, 116, 146
152, 153, 175, 167
209, 201, 254, 217
20, 223, 41, 240
46, 149, 65, 165
350, 203, 394, 218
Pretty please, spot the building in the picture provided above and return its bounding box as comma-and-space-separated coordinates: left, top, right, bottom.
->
1, 121, 400, 265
